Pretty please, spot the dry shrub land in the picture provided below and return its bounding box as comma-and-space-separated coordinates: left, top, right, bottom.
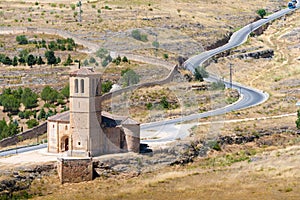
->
0, 0, 286, 56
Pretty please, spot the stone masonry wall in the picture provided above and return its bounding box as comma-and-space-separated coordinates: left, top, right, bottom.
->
57, 158, 93, 184
0, 122, 47, 148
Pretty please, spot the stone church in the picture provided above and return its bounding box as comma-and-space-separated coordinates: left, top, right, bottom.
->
47, 68, 140, 157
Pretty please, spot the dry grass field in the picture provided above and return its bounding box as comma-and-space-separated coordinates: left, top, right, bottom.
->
0, 0, 286, 55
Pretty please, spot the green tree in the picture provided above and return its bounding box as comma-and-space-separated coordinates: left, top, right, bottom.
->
101, 81, 113, 93
83, 59, 89, 66
21, 88, 38, 109
121, 69, 140, 87
194, 66, 209, 82
45, 50, 57, 65
27, 54, 36, 68
12, 56, 18, 66
26, 119, 39, 129
89, 57, 96, 63
64, 54, 73, 66
61, 84, 70, 98
122, 56, 128, 63
18, 49, 29, 64
0, 54, 6, 63
16, 35, 28, 45
41, 86, 59, 103
163, 53, 169, 60
160, 96, 170, 109
38, 108, 46, 120
56, 57, 61, 64
256, 9, 266, 18
1, 94, 20, 114
112, 55, 122, 65
96, 48, 108, 59
131, 29, 148, 42
3, 56, 12, 65
37, 56, 45, 65
296, 110, 300, 129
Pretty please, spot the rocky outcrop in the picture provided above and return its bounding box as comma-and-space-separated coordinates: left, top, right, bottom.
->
170, 126, 299, 165
231, 49, 274, 59
0, 163, 55, 198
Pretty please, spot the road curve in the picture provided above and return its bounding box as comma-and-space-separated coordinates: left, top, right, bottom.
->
141, 5, 299, 143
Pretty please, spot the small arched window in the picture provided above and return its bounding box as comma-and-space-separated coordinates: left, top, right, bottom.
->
65, 125, 68, 131
81, 79, 84, 93
74, 79, 78, 93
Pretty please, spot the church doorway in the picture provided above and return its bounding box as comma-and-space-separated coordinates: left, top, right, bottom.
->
65, 137, 69, 151
61, 137, 69, 152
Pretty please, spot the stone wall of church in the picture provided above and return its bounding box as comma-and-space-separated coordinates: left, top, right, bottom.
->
122, 124, 140, 153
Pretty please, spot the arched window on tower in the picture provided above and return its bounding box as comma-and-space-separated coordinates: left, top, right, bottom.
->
81, 79, 84, 93
74, 79, 78, 93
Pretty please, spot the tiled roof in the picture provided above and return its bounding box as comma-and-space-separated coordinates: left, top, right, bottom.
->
70, 67, 99, 76
48, 111, 70, 123
47, 111, 139, 126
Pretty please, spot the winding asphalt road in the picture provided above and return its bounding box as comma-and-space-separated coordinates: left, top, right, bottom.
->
0, 5, 299, 155
141, 5, 299, 143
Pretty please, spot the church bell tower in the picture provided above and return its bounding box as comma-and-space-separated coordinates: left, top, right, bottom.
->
68, 68, 103, 157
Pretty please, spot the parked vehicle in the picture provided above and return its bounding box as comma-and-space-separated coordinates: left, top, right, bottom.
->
288, 0, 297, 9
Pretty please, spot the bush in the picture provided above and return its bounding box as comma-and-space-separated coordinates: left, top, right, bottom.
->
160, 96, 170, 109
70, 4, 76, 10
89, 57, 96, 63
296, 110, 300, 129
208, 140, 221, 151
16, 35, 28, 45
256, 9, 266, 18
102, 81, 113, 93
26, 119, 39, 129
146, 102, 153, 110
131, 29, 148, 42
163, 53, 169, 60
210, 81, 225, 90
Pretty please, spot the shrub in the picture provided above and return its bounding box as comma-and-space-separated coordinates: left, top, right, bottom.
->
26, 119, 39, 129
146, 102, 153, 110
296, 110, 300, 129
208, 140, 221, 151
89, 57, 96, 63
70, 4, 76, 10
210, 81, 225, 90
256, 9, 266, 18
16, 35, 28, 45
131, 29, 148, 42
160, 96, 170, 109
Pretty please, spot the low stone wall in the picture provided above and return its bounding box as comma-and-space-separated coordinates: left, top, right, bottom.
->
100, 65, 178, 102
0, 122, 47, 148
57, 158, 93, 184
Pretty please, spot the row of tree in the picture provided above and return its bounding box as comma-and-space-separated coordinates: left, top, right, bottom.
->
0, 118, 20, 140
0, 51, 73, 67
16, 35, 77, 51
0, 85, 69, 115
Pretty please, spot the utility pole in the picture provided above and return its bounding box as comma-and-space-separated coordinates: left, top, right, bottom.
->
77, 0, 82, 22
229, 63, 233, 89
